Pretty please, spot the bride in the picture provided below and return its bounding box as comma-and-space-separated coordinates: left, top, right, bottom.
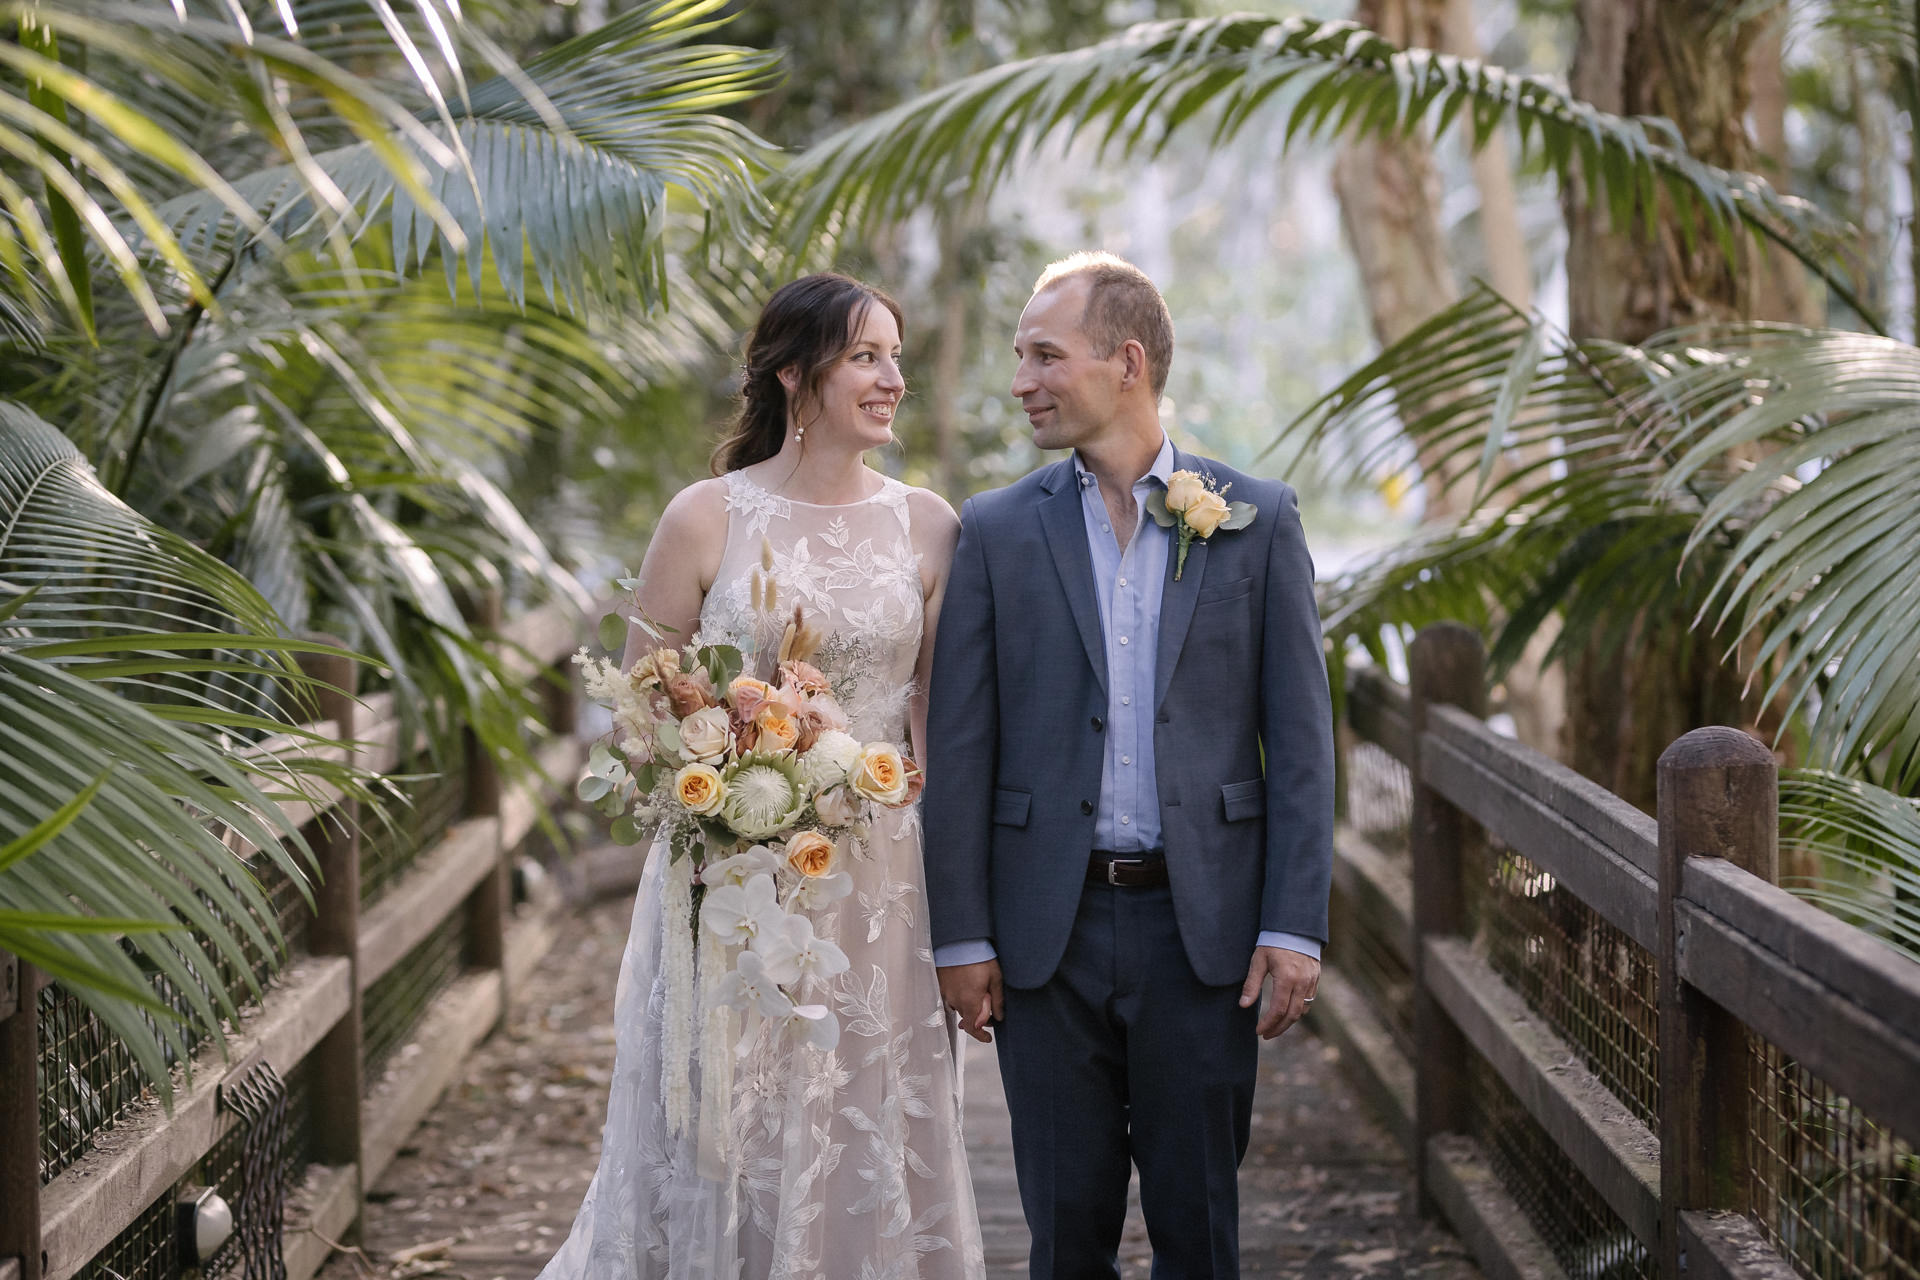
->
537, 274, 986, 1279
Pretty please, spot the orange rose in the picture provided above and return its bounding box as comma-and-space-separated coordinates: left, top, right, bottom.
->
664, 669, 716, 718
848, 744, 910, 806
673, 762, 724, 815
755, 703, 801, 752
785, 830, 836, 878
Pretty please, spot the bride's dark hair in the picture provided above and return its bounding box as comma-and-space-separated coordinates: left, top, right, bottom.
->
712, 273, 905, 475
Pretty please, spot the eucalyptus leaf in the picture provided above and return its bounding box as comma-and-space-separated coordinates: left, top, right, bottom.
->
1220, 502, 1258, 532
599, 612, 629, 655
609, 815, 643, 845
1145, 490, 1176, 527
577, 773, 612, 802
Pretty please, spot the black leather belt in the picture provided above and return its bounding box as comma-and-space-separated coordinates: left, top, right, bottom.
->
1087, 851, 1168, 888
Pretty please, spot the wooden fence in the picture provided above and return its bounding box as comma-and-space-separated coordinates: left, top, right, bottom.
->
0, 600, 588, 1280
1318, 622, 1919, 1280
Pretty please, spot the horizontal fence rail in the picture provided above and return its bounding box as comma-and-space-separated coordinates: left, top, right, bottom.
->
1315, 622, 1920, 1280
0, 597, 594, 1280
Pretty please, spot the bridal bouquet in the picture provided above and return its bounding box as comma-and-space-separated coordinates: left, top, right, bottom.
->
572, 564, 920, 1104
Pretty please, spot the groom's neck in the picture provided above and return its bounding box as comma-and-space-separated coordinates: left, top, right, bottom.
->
1074, 417, 1166, 494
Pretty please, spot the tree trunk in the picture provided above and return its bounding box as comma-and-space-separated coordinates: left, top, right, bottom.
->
1332, 0, 1464, 519
1746, 11, 1817, 326
1561, 0, 1769, 811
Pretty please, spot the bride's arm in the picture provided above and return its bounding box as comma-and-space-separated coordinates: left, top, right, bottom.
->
907, 488, 962, 764
619, 478, 729, 670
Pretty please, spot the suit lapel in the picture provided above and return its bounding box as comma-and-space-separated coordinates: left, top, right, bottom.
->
1153, 447, 1209, 714
1038, 461, 1109, 695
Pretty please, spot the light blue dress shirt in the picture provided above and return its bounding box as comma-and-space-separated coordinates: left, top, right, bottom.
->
933, 436, 1321, 969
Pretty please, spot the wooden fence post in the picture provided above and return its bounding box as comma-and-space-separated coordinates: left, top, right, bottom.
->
296, 641, 366, 1226
459, 588, 508, 997
1408, 622, 1487, 1215
1656, 727, 1777, 1280
1, 958, 42, 1280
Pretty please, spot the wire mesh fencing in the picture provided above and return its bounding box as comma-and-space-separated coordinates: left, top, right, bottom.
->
1747, 1038, 1919, 1280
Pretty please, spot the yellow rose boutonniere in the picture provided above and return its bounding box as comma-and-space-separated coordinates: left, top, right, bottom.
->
1147, 469, 1256, 579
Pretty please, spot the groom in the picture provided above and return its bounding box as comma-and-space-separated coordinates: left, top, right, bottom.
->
924, 252, 1334, 1278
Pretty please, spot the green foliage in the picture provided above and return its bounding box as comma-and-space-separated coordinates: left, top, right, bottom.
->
778, 13, 1870, 324
1283, 285, 1920, 957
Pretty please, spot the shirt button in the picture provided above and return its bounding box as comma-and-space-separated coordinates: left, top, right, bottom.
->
1122, 755, 1132, 765
1122, 696, 1132, 706
1118, 577, 1128, 587
1119, 636, 1129, 646
1103, 525, 1111, 533
1121, 815, 1132, 825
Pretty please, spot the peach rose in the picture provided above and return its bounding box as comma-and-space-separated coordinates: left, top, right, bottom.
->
664, 669, 716, 718
847, 743, 910, 806
1183, 489, 1231, 537
1164, 470, 1210, 514
813, 784, 862, 827
784, 830, 836, 878
755, 703, 801, 752
673, 762, 724, 815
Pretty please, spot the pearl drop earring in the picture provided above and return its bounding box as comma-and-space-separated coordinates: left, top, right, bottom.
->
793, 425, 806, 443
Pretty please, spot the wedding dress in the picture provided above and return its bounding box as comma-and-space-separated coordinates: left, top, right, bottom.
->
537, 469, 986, 1280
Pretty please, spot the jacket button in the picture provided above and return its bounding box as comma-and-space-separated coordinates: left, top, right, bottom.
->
1080, 799, 1094, 815
1091, 716, 1104, 732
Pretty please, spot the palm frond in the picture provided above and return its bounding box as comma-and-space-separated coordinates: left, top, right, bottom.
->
777, 13, 1870, 326
1645, 328, 1920, 784
154, 0, 780, 311
0, 648, 320, 1097
1780, 768, 1920, 962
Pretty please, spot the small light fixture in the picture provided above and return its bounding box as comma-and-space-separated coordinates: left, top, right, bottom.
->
176, 1187, 235, 1269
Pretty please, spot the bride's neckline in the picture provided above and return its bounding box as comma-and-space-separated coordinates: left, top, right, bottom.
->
732, 467, 895, 509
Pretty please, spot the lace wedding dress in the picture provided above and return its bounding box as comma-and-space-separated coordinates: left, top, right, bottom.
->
537, 470, 986, 1280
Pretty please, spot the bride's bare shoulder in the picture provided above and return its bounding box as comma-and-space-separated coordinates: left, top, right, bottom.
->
655, 476, 732, 541
903, 485, 960, 538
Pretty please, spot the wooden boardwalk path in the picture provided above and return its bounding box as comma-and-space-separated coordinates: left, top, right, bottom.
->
315, 885, 1477, 1280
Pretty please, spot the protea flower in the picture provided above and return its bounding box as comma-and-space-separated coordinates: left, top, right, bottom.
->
719, 751, 809, 840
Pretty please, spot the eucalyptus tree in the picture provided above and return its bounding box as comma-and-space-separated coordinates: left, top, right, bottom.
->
1, 0, 779, 1078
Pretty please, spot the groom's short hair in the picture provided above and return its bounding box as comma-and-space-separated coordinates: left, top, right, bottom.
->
1033, 251, 1174, 398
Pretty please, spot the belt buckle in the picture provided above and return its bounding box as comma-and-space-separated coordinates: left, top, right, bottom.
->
1106, 858, 1143, 886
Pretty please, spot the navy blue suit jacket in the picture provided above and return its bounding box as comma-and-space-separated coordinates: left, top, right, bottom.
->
923, 450, 1335, 989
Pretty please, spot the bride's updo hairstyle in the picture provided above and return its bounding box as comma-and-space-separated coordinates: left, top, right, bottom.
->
712, 272, 905, 474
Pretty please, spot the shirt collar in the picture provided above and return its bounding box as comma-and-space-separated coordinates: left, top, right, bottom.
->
1073, 434, 1176, 492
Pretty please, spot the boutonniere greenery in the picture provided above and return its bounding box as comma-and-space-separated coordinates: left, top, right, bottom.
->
1146, 469, 1257, 580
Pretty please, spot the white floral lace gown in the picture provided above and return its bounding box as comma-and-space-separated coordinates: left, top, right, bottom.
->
538, 471, 986, 1280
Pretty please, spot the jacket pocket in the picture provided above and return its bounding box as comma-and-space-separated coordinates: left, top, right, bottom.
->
993, 787, 1032, 827
1220, 778, 1265, 823
1194, 575, 1253, 606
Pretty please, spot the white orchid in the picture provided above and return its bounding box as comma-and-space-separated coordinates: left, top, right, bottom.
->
752, 913, 851, 987
701, 846, 784, 888
700, 873, 783, 946
717, 950, 794, 1020
789, 1004, 842, 1051
787, 868, 854, 911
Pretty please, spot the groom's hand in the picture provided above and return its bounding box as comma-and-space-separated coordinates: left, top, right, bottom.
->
1240, 946, 1320, 1040
937, 959, 1004, 1043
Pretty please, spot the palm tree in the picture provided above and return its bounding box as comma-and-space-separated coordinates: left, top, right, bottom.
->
1, 0, 781, 1080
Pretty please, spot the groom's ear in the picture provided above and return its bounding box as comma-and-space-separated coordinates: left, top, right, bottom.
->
1117, 338, 1149, 392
